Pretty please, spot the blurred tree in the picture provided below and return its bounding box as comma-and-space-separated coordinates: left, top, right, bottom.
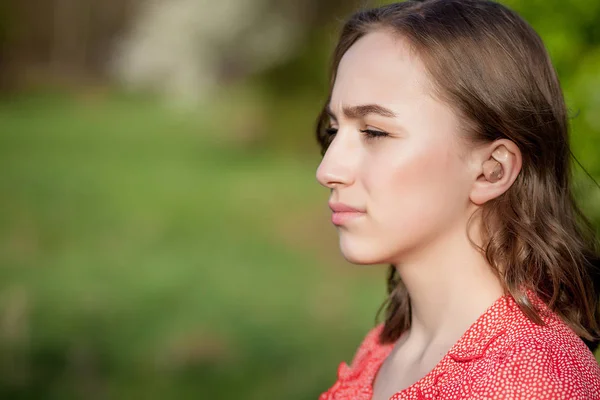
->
111, 0, 357, 108
0, 0, 137, 92
0, 0, 18, 92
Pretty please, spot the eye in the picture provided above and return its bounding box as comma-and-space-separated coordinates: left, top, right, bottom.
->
325, 127, 338, 137
360, 129, 388, 140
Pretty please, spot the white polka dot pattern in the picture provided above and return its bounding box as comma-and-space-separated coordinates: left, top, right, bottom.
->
319, 293, 600, 399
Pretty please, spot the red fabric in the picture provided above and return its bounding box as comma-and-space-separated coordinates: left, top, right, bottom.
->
320, 294, 600, 399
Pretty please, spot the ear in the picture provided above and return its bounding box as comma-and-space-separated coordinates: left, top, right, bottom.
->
469, 139, 522, 206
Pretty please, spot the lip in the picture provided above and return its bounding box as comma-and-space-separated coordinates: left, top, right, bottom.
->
329, 202, 364, 213
329, 202, 366, 226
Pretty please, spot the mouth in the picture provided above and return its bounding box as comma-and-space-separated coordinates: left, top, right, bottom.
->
328, 202, 366, 226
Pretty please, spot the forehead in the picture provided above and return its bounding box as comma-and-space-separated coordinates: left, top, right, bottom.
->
330, 30, 432, 109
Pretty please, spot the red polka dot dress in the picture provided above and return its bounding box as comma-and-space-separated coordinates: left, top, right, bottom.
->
319, 293, 600, 399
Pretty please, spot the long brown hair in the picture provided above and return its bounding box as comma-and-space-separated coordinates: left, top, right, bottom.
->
315, 0, 600, 346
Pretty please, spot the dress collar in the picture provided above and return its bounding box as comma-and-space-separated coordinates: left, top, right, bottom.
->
447, 294, 513, 361
447, 290, 553, 361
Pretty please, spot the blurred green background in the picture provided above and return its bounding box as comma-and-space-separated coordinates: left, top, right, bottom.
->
0, 0, 599, 399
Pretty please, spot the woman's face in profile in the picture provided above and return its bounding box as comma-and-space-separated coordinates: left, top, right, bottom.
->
316, 30, 475, 265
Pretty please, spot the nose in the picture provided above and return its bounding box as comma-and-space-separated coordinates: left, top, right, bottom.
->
316, 131, 357, 189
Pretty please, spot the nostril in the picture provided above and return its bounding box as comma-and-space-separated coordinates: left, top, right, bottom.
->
315, 152, 355, 188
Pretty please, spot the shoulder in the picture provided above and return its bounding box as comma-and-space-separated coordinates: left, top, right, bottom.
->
347, 324, 388, 369
338, 324, 393, 381
469, 316, 600, 399
319, 324, 392, 400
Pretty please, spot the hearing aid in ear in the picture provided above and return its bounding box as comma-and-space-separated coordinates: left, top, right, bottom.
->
483, 161, 503, 182
482, 146, 509, 183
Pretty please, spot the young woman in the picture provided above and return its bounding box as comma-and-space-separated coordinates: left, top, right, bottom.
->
315, 1, 600, 399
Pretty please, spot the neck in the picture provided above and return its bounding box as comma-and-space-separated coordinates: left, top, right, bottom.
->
392, 214, 504, 345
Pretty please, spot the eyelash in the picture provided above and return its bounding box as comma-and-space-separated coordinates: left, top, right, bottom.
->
325, 128, 388, 140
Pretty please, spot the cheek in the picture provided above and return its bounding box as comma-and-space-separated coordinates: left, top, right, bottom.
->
335, 142, 469, 265
366, 141, 467, 234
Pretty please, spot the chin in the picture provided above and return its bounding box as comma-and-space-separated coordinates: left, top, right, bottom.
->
338, 237, 389, 265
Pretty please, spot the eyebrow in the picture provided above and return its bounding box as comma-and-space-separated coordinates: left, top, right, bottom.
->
326, 104, 397, 120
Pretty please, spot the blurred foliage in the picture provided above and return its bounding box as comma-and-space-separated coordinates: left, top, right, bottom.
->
0, 91, 387, 399
0, 0, 598, 399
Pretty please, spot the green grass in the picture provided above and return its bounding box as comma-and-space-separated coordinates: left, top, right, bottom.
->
0, 90, 598, 399
0, 91, 385, 399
